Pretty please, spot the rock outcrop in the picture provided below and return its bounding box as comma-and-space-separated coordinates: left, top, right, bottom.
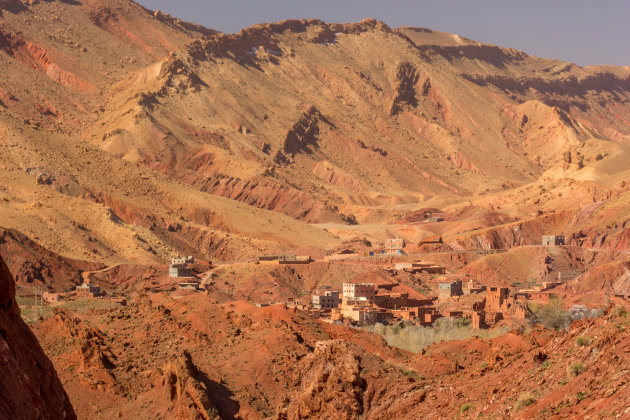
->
0, 254, 76, 419
280, 340, 367, 419
0, 227, 101, 292
160, 352, 219, 420
280, 105, 332, 157
389, 62, 419, 115
0, 29, 94, 91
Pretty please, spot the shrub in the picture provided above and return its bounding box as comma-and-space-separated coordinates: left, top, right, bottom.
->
576, 336, 591, 347
454, 317, 471, 328
527, 302, 541, 313
567, 362, 585, 377
615, 305, 628, 318
401, 368, 419, 379
569, 305, 603, 321
541, 360, 550, 370
458, 403, 472, 414
515, 392, 536, 410
364, 321, 508, 353
532, 298, 570, 331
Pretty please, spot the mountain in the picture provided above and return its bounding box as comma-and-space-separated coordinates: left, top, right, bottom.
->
1, 2, 630, 418
0, 0, 628, 268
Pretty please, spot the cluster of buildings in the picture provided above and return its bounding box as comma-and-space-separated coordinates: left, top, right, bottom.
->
436, 279, 487, 299
471, 286, 523, 329
516, 281, 567, 303
323, 239, 408, 261
310, 275, 570, 329
437, 278, 572, 329
169, 256, 206, 292
311, 282, 444, 326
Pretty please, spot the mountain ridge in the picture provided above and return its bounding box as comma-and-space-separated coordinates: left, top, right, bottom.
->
0, 1, 628, 266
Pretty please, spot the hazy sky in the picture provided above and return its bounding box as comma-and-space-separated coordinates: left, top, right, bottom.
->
136, 0, 629, 67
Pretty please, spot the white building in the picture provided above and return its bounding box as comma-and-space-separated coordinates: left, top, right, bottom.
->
342, 283, 376, 304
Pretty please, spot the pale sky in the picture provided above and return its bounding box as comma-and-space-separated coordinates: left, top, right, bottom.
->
136, 0, 630, 67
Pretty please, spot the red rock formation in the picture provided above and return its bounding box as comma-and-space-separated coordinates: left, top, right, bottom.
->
0, 29, 94, 92
281, 340, 368, 419
0, 254, 76, 419
159, 352, 219, 420
0, 228, 102, 292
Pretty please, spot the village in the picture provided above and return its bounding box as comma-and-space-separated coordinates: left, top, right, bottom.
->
26, 233, 590, 333
283, 235, 577, 329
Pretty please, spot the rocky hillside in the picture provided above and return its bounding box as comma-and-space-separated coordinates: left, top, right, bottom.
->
0, 0, 629, 266
95, 17, 630, 224
29, 288, 630, 419
1, 2, 630, 419
0, 253, 75, 419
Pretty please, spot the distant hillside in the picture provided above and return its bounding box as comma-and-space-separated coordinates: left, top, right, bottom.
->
0, 0, 628, 265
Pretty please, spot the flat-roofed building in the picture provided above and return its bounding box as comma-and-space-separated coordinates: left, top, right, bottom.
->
438, 281, 463, 299
487, 287, 510, 311
394, 261, 445, 274
312, 290, 340, 309
385, 238, 404, 254
259, 255, 311, 264
172, 256, 195, 265
343, 282, 376, 304
542, 235, 565, 246
169, 264, 193, 278
170, 256, 195, 278
76, 283, 101, 298
178, 282, 200, 291
43, 292, 60, 303
340, 297, 377, 324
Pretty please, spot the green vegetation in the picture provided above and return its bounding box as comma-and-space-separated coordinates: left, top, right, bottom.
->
386, 363, 421, 380
576, 336, 591, 347
400, 368, 420, 380
615, 305, 628, 318
541, 360, 550, 370
17, 296, 54, 324
567, 362, 585, 377
515, 392, 537, 410
453, 317, 471, 328
365, 318, 509, 353
458, 403, 472, 414
18, 295, 120, 324
529, 298, 570, 331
